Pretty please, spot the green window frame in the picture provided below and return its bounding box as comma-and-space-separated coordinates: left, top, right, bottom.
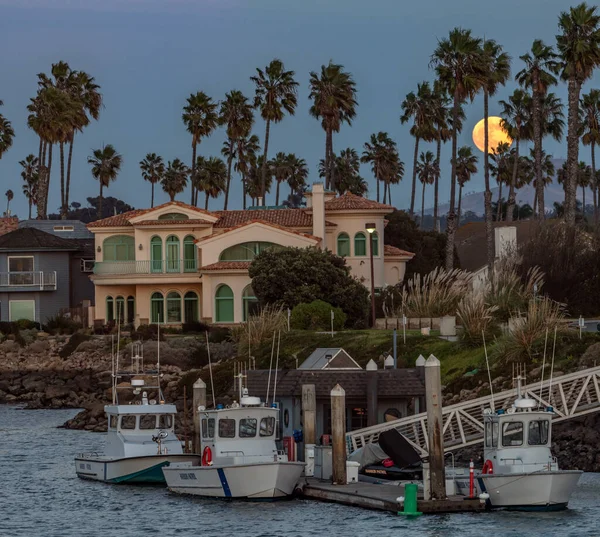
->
158, 212, 189, 220
371, 231, 379, 256
102, 235, 135, 262
166, 291, 182, 323
183, 235, 196, 272
242, 285, 260, 322
150, 236, 163, 273
115, 296, 125, 323
151, 292, 164, 323
106, 296, 114, 322
337, 233, 350, 257
354, 232, 367, 257
215, 284, 234, 323
219, 242, 279, 262
166, 236, 180, 273
127, 296, 135, 324
184, 291, 199, 323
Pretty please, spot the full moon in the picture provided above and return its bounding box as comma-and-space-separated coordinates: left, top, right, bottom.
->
472, 116, 512, 153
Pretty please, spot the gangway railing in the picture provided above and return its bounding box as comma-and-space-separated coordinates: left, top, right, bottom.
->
347, 364, 600, 456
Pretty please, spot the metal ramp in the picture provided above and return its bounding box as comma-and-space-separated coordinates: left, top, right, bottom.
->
347, 364, 600, 456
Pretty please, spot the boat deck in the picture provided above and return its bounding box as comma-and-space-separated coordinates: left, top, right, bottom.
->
301, 478, 485, 514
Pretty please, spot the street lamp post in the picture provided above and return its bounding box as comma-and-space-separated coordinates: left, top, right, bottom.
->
365, 223, 377, 328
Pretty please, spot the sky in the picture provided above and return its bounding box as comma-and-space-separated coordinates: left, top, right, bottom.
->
1, 0, 599, 218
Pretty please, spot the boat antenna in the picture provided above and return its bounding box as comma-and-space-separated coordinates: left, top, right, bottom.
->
115, 309, 121, 404
482, 330, 495, 411
548, 325, 558, 407
538, 328, 549, 409
265, 331, 276, 404
272, 330, 281, 406
157, 313, 161, 374
111, 334, 116, 404
206, 331, 216, 408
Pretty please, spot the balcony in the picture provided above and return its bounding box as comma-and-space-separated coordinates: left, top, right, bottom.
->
93, 260, 198, 276
0, 271, 57, 291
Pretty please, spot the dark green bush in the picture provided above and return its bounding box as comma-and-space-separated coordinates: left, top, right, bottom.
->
291, 300, 346, 331
182, 321, 210, 334
59, 332, 92, 359
43, 314, 81, 335
209, 326, 230, 344
132, 324, 165, 341
15, 319, 41, 330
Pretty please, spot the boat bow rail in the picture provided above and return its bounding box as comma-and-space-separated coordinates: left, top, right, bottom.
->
347, 364, 600, 456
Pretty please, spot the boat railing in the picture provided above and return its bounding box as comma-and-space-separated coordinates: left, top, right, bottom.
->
78, 451, 100, 458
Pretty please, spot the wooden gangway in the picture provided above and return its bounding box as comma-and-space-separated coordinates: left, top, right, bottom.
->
347, 364, 600, 456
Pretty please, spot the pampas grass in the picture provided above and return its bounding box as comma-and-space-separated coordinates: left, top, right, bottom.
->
457, 293, 499, 346
230, 305, 287, 357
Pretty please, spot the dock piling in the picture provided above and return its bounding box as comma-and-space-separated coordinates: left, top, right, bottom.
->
331, 384, 346, 485
425, 354, 446, 499
192, 378, 207, 454
302, 384, 316, 475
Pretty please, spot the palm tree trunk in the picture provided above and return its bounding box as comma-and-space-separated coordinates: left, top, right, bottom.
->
275, 180, 281, 206
59, 142, 66, 219
191, 143, 198, 206
37, 141, 46, 219
565, 77, 581, 226
224, 141, 234, 210
261, 119, 271, 200
533, 80, 545, 220
483, 89, 494, 274
533, 188, 538, 218
457, 184, 463, 228
205, 192, 209, 211
582, 185, 586, 218
410, 137, 419, 216
99, 182, 104, 220
420, 182, 426, 229
383, 176, 388, 204
329, 130, 336, 193
65, 135, 75, 219
375, 164, 380, 202
150, 182, 155, 208
445, 89, 460, 270
28, 196, 32, 219
434, 136, 441, 229
44, 144, 53, 218
242, 174, 247, 210
506, 138, 519, 223
387, 182, 392, 206
592, 142, 597, 224
496, 181, 503, 222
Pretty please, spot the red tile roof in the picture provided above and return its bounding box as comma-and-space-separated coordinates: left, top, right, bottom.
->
384, 244, 415, 258
324, 192, 393, 211
195, 219, 321, 244
135, 219, 213, 226
201, 261, 252, 271
213, 209, 336, 229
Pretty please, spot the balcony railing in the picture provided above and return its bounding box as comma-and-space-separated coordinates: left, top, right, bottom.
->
93, 259, 198, 275
0, 271, 57, 290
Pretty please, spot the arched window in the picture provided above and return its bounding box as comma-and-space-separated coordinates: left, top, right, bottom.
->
337, 233, 350, 257
106, 296, 114, 322
215, 285, 234, 323
354, 232, 367, 257
103, 235, 135, 262
219, 242, 280, 262
166, 291, 182, 323
115, 296, 125, 323
150, 236, 163, 273
372, 231, 379, 257
242, 285, 260, 322
158, 212, 189, 220
151, 292, 164, 323
166, 235, 180, 272
126, 296, 135, 324
183, 235, 196, 272
184, 291, 199, 323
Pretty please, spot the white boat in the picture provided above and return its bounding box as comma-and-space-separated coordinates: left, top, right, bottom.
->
75, 340, 200, 483
163, 388, 305, 499
455, 375, 582, 511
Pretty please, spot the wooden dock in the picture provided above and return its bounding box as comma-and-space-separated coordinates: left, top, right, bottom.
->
301, 479, 485, 515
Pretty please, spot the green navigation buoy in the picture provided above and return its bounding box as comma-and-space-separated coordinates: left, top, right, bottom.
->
398, 483, 422, 517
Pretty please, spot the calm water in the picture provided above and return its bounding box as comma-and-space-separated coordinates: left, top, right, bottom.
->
1, 405, 599, 537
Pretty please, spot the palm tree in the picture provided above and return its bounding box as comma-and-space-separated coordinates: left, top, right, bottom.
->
20, 154, 39, 219
285, 153, 309, 199
219, 90, 254, 209
251, 59, 298, 199
271, 152, 291, 205
0, 101, 15, 162
162, 158, 189, 202
490, 142, 512, 221
516, 40, 561, 221
531, 150, 555, 217
182, 92, 219, 206
308, 61, 357, 192
556, 3, 600, 225
430, 28, 484, 269
455, 146, 478, 226
415, 151, 438, 228
139, 153, 165, 208
196, 157, 226, 210
361, 132, 399, 203
246, 156, 273, 205
580, 89, 600, 222
5, 189, 13, 215
235, 134, 260, 209
400, 82, 434, 215
577, 162, 593, 217
87, 144, 122, 219
500, 89, 531, 222
323, 148, 368, 196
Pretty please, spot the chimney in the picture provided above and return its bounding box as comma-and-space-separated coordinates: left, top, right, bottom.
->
311, 183, 326, 245
257, 196, 264, 207
494, 226, 517, 259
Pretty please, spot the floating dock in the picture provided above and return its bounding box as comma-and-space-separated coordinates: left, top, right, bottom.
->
301, 479, 485, 514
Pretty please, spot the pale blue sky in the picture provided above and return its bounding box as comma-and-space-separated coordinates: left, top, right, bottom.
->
1, 0, 598, 217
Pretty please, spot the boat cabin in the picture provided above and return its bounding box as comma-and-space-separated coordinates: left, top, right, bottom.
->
483, 397, 555, 474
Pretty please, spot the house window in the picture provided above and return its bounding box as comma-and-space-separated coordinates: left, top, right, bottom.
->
166, 291, 182, 323
337, 233, 350, 257
166, 235, 180, 272
53, 225, 74, 232
80, 259, 95, 273
184, 291, 199, 323
9, 300, 35, 322
354, 232, 367, 256
371, 231, 379, 256
242, 285, 260, 321
151, 292, 164, 323
350, 407, 368, 430
183, 235, 196, 272
215, 284, 234, 323
158, 213, 189, 220
8, 256, 34, 285
106, 296, 114, 322
127, 296, 135, 324
150, 236, 162, 273
219, 242, 279, 262
103, 235, 135, 262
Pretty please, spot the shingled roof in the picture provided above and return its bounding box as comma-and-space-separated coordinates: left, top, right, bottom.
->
247, 368, 424, 398
201, 261, 252, 271
212, 209, 336, 229
324, 192, 393, 211
0, 228, 80, 251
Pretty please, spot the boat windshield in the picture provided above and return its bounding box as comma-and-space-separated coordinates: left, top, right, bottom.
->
528, 420, 549, 445
260, 416, 275, 437
219, 419, 236, 438
109, 415, 118, 430
121, 415, 136, 430
484, 421, 499, 448
239, 418, 257, 438
502, 421, 523, 446
140, 415, 157, 429
201, 418, 215, 439
159, 414, 173, 429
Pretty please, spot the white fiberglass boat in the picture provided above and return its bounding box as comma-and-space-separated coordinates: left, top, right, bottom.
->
75, 341, 200, 484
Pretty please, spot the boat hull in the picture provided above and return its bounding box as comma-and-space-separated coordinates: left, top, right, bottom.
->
163, 462, 305, 499
75, 455, 201, 484
477, 470, 583, 510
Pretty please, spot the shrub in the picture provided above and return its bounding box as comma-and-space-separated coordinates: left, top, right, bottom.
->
15, 319, 41, 330
290, 300, 346, 331
230, 305, 287, 357
456, 293, 499, 346
208, 326, 230, 344
182, 321, 210, 334
43, 313, 81, 335
132, 324, 165, 341
59, 332, 92, 359
0, 322, 25, 346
